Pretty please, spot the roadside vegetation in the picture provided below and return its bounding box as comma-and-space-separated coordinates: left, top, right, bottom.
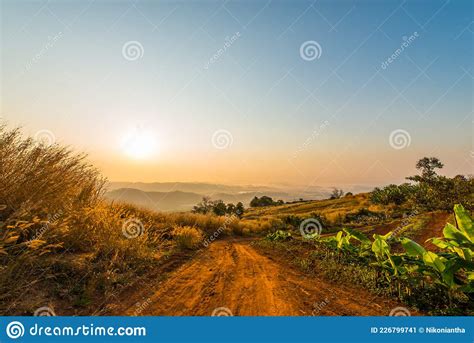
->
258, 205, 473, 315
0, 126, 251, 315
1, 125, 472, 315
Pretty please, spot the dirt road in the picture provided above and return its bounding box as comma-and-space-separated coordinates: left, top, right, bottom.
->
123, 239, 404, 316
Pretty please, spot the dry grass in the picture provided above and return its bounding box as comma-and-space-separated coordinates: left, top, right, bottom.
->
0, 125, 435, 315
243, 194, 370, 219
0, 125, 259, 315
172, 226, 203, 250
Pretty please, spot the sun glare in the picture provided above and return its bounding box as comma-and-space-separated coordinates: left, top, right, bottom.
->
121, 129, 157, 160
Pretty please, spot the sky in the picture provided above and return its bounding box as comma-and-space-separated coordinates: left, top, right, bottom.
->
1, 0, 472, 188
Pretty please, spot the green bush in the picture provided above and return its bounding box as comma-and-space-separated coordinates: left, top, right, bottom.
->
266, 230, 292, 241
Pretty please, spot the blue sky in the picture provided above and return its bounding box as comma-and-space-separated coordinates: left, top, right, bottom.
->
1, 0, 472, 186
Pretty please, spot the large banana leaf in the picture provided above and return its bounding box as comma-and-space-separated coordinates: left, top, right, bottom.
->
428, 237, 452, 249
443, 223, 471, 246
343, 227, 370, 243
372, 234, 389, 259
422, 251, 445, 273
401, 238, 426, 257
454, 204, 474, 241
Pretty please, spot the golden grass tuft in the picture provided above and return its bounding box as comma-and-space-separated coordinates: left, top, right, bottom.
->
172, 226, 203, 250
0, 125, 252, 314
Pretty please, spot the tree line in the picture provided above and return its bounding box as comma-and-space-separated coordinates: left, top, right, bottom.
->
371, 157, 473, 210
192, 196, 244, 217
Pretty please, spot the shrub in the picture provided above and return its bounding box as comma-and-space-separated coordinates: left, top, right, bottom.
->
249, 196, 283, 207
370, 158, 473, 211
0, 125, 106, 222
344, 208, 384, 224
192, 197, 245, 217
370, 184, 413, 206
266, 230, 292, 241
172, 226, 203, 250
329, 188, 344, 200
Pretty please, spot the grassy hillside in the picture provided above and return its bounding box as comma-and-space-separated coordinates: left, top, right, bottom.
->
243, 194, 452, 246
245, 194, 369, 217
1, 126, 472, 316
0, 126, 258, 315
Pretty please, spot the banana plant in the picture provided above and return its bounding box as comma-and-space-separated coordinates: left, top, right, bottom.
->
401, 204, 474, 295
327, 228, 371, 255
372, 233, 401, 276
430, 204, 473, 259
371, 232, 412, 297
322, 204, 474, 301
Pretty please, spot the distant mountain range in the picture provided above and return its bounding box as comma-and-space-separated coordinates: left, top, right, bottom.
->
105, 182, 374, 212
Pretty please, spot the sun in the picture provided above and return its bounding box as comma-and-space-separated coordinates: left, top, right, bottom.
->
121, 129, 157, 160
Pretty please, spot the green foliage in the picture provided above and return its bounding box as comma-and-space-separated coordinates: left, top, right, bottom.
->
250, 196, 284, 207
235, 202, 245, 217
370, 183, 414, 205
370, 157, 473, 211
266, 230, 292, 241
322, 204, 474, 303
192, 197, 244, 217
406, 157, 444, 183
212, 200, 227, 216
282, 214, 301, 227
344, 208, 385, 224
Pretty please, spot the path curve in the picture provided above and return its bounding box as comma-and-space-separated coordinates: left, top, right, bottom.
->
125, 239, 403, 316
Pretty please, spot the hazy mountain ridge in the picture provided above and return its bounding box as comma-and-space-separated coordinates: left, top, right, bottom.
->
107, 182, 289, 194
105, 182, 375, 212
